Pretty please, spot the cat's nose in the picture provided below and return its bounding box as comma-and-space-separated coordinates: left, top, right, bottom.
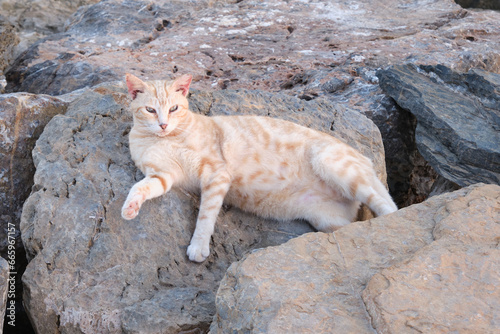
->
159, 123, 168, 130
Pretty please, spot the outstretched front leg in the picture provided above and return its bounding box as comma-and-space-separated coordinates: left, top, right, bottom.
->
187, 169, 231, 262
122, 172, 173, 220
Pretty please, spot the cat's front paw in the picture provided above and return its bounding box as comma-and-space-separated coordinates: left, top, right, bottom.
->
121, 193, 144, 220
187, 238, 210, 262
122, 200, 140, 220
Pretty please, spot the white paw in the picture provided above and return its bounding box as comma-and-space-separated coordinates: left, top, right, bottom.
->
121, 193, 144, 220
187, 238, 210, 262
379, 202, 398, 216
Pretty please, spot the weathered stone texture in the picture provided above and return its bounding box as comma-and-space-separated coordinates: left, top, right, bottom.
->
210, 184, 500, 334
0, 93, 67, 258
0, 15, 19, 75
0, 0, 100, 35
7, 0, 500, 96
20, 82, 387, 333
0, 0, 480, 93
378, 64, 500, 187
364, 184, 500, 333
0, 0, 100, 91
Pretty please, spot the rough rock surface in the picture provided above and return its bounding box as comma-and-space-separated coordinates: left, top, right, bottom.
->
6, 0, 500, 96
378, 64, 500, 187
20, 82, 387, 333
0, 0, 100, 62
0, 92, 67, 334
0, 0, 99, 35
363, 190, 500, 333
210, 183, 500, 333
0, 15, 19, 76
0, 93, 68, 260
0, 257, 9, 330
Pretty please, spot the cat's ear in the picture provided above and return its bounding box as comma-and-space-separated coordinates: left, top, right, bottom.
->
125, 73, 146, 100
173, 74, 192, 97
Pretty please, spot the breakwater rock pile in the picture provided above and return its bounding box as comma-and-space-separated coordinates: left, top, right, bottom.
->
0, 0, 499, 332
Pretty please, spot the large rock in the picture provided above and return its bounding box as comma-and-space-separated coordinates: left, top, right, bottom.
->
0, 92, 67, 333
378, 64, 500, 187
0, 93, 67, 260
363, 193, 500, 333
0, 0, 100, 35
210, 183, 500, 333
20, 82, 387, 333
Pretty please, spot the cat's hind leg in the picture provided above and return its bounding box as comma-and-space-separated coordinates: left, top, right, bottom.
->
302, 198, 360, 232
365, 174, 399, 215
310, 143, 398, 218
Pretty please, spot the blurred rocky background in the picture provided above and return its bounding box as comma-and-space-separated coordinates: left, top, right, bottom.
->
0, 0, 499, 333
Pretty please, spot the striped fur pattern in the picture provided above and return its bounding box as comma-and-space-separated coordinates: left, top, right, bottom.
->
122, 74, 398, 262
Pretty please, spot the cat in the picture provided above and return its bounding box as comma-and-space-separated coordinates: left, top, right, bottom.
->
121, 74, 398, 262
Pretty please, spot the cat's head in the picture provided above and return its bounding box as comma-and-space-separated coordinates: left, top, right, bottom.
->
125, 74, 192, 137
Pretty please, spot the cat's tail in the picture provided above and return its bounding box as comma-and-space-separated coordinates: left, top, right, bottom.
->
310, 142, 398, 217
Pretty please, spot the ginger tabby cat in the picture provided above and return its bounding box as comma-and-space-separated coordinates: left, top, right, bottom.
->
122, 74, 398, 262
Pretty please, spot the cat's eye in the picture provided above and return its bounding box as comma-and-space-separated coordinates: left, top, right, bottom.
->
169, 105, 178, 113
146, 107, 156, 114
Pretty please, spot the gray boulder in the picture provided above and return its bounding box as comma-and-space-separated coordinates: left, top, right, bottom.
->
0, 0, 100, 92
21, 82, 387, 333
0, 0, 100, 36
0, 93, 67, 271
378, 64, 500, 187
210, 183, 500, 333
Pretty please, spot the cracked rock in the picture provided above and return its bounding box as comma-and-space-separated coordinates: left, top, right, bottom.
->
210, 184, 500, 334
0, 92, 67, 264
378, 64, 500, 187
